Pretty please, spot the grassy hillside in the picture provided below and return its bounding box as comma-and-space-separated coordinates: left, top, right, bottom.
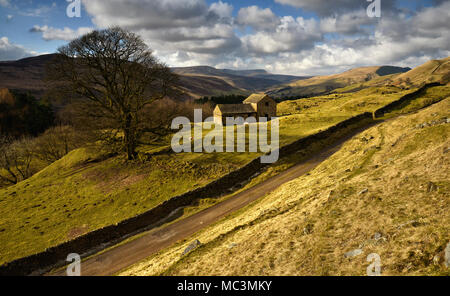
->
0, 81, 426, 266
173, 66, 306, 96
177, 74, 249, 98
268, 65, 411, 98
0, 55, 301, 101
0, 55, 55, 99
392, 57, 450, 87
121, 97, 450, 276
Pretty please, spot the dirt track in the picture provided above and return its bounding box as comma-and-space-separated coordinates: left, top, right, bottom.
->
48, 123, 377, 276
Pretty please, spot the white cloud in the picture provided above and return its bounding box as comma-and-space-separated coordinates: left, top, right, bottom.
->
82, 0, 241, 59
274, 0, 396, 16
83, 0, 214, 30
241, 16, 321, 54
209, 1, 233, 19
29, 25, 94, 41
26, 0, 449, 76
320, 10, 375, 35
0, 0, 10, 8
236, 6, 280, 30
0, 37, 37, 61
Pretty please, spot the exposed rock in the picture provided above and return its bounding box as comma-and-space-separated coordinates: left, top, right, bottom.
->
344, 249, 363, 258
397, 220, 418, 229
182, 239, 201, 256
373, 232, 382, 241
359, 188, 369, 195
228, 243, 237, 249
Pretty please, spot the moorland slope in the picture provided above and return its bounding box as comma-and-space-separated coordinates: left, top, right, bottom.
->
123, 96, 450, 276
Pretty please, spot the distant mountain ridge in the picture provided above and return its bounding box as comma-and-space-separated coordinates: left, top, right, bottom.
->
0, 55, 307, 100
0, 54, 448, 102
171, 66, 309, 96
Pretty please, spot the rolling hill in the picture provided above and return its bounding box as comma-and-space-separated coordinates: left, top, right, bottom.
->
0, 54, 449, 274
172, 66, 307, 97
267, 65, 411, 98
392, 57, 450, 87
122, 95, 450, 276
0, 54, 56, 99
0, 55, 243, 101
0, 55, 305, 101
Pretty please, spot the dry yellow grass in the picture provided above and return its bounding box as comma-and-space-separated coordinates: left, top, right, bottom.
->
394, 57, 450, 86
121, 98, 450, 276
288, 66, 382, 88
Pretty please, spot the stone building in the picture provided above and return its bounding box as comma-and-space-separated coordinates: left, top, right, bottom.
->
213, 94, 277, 125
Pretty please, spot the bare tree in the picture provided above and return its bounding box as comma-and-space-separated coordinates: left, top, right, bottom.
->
48, 27, 179, 159
0, 136, 34, 185
33, 125, 82, 164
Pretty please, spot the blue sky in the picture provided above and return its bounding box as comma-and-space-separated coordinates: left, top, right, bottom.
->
0, 0, 448, 75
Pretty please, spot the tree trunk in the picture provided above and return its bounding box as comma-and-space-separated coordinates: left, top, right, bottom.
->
124, 113, 136, 160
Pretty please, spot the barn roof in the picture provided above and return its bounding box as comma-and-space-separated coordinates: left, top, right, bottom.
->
215, 104, 256, 115
243, 93, 271, 104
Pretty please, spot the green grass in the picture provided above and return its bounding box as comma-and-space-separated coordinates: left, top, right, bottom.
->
0, 147, 250, 265
383, 85, 450, 117
122, 97, 450, 276
1, 82, 447, 266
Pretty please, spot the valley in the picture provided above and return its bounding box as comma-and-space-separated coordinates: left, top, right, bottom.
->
0, 55, 449, 276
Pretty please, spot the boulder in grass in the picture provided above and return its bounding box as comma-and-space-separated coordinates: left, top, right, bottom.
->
182, 240, 202, 256
344, 249, 363, 258
359, 188, 369, 195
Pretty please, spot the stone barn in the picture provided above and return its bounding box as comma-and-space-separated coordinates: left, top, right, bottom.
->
214, 94, 277, 125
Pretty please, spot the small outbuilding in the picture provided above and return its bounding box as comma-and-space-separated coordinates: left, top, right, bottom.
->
213, 93, 277, 125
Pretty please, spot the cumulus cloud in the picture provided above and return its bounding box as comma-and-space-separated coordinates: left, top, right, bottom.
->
319, 10, 376, 35
22, 0, 448, 75
0, 37, 37, 61
236, 1, 450, 75
210, 1, 233, 19
83, 0, 217, 30
242, 16, 321, 54
274, 0, 396, 16
29, 25, 94, 41
82, 0, 241, 60
236, 6, 280, 30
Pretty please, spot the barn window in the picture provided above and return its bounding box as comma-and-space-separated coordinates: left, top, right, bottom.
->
265, 102, 269, 107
